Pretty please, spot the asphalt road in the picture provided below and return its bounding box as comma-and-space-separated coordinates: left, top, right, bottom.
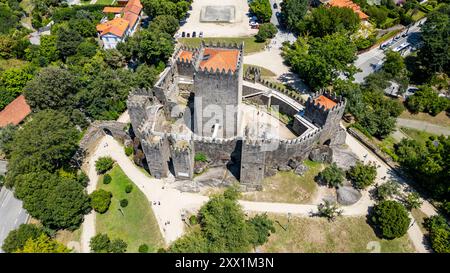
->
0, 187, 29, 253
354, 18, 426, 83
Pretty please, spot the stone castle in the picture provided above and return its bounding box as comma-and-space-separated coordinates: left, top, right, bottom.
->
127, 41, 347, 190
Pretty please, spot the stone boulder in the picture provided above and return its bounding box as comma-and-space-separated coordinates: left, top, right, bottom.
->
294, 163, 309, 176
194, 161, 208, 174
278, 165, 292, 172
337, 186, 362, 206
288, 159, 300, 169
332, 146, 359, 170
309, 146, 333, 163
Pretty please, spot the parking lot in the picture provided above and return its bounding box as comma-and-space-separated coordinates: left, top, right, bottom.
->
176, 0, 258, 38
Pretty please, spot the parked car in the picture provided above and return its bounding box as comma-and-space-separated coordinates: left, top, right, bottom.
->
199, 31, 203, 38
186, 33, 190, 37
181, 31, 185, 38
273, 3, 278, 9
192, 31, 196, 37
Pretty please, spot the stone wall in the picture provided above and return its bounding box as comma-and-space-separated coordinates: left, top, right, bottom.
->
141, 137, 170, 178
170, 140, 195, 180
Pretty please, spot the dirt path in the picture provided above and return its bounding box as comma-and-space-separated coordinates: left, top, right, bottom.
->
397, 118, 450, 136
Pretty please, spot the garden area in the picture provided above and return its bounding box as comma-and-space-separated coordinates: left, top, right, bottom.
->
95, 165, 164, 252
261, 214, 415, 253
242, 161, 322, 204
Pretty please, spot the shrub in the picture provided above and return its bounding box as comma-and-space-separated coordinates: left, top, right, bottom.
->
139, 244, 149, 253
1, 224, 44, 253
317, 163, 345, 188
90, 189, 112, 213
189, 215, 198, 225
375, 180, 400, 201
347, 161, 377, 190
125, 184, 133, 193
370, 200, 410, 239
429, 228, 450, 253
194, 152, 208, 162
124, 146, 133, 156
403, 192, 423, 210
120, 199, 128, 208
95, 157, 114, 174
255, 23, 278, 42
90, 233, 111, 253
103, 174, 112, 184
317, 200, 343, 221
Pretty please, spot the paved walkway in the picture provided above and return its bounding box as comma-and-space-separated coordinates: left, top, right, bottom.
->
0, 188, 29, 252
397, 118, 450, 136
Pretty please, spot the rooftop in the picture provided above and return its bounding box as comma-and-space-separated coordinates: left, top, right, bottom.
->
199, 48, 240, 72
96, 17, 129, 37
327, 0, 369, 20
314, 95, 337, 110
0, 95, 31, 127
103, 7, 123, 13
178, 50, 194, 62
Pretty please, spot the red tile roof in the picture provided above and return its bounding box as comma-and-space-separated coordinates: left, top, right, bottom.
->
96, 17, 129, 38
178, 50, 194, 61
328, 0, 369, 20
103, 7, 123, 13
314, 95, 337, 110
0, 95, 31, 127
97, 0, 142, 38
199, 48, 240, 72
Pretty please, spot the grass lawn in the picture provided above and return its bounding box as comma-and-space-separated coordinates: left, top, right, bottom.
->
242, 161, 321, 204
375, 135, 399, 161
95, 0, 115, 5
96, 165, 164, 252
243, 64, 276, 78
0, 58, 28, 71
56, 228, 82, 246
400, 127, 437, 145
178, 37, 267, 55
262, 215, 415, 253
411, 10, 426, 21
376, 29, 402, 44
400, 110, 450, 127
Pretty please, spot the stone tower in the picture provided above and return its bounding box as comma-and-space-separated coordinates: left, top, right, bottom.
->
193, 42, 244, 138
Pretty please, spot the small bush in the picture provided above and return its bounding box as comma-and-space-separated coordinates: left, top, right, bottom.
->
125, 184, 133, 193
103, 174, 112, 184
120, 199, 128, 208
138, 244, 149, 253
255, 23, 278, 42
124, 146, 133, 156
95, 157, 114, 174
189, 215, 198, 225
370, 200, 410, 239
317, 163, 345, 188
90, 189, 112, 213
347, 161, 377, 190
194, 153, 208, 162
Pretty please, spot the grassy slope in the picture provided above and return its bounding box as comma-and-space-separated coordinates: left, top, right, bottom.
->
242, 161, 321, 204
400, 111, 450, 127
262, 215, 415, 253
400, 127, 438, 145
96, 165, 164, 252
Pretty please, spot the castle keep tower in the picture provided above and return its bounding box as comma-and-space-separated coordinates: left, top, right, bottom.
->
193, 42, 243, 138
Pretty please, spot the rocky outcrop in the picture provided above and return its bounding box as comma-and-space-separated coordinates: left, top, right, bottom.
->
309, 146, 333, 163
332, 145, 359, 170
294, 163, 309, 176
337, 186, 362, 206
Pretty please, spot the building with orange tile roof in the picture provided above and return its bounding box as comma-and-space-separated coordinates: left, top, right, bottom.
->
96, 0, 143, 49
0, 95, 31, 127
314, 95, 337, 110
325, 0, 369, 20
199, 48, 240, 72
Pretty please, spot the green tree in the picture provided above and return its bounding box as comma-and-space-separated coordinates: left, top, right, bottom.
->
149, 15, 179, 35
347, 161, 377, 189
103, 49, 126, 69
249, 0, 272, 23
0, 124, 17, 156
90, 189, 112, 213
298, 6, 360, 37
0, 2, 20, 34
24, 66, 79, 111
89, 233, 110, 253
418, 5, 450, 74
280, 0, 308, 32
317, 163, 345, 188
255, 23, 278, 42
15, 233, 70, 253
56, 26, 83, 60
5, 110, 79, 188
169, 230, 208, 253
138, 244, 149, 253
247, 213, 276, 247
95, 157, 115, 174
430, 228, 450, 253
108, 239, 128, 253
283, 33, 357, 88
406, 85, 450, 116
2, 224, 44, 253
0, 65, 35, 94
383, 50, 407, 78
370, 200, 410, 239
